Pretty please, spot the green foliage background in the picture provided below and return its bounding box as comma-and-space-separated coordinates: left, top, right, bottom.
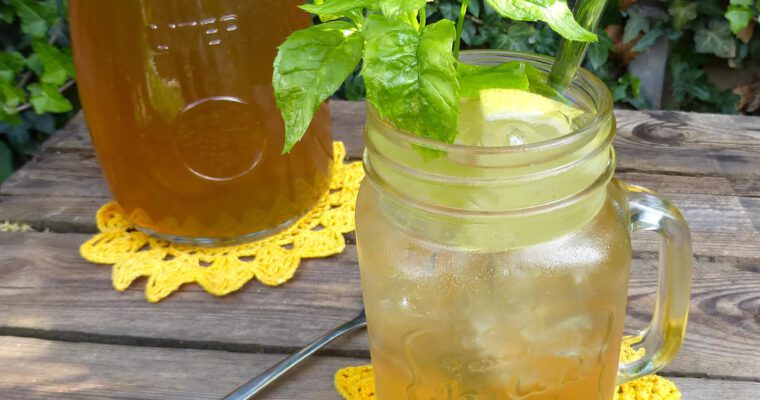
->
335, 0, 760, 116
0, 0, 75, 183
1, 0, 759, 183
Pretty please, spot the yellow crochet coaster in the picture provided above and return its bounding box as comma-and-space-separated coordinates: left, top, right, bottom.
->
334, 342, 681, 400
81, 142, 364, 303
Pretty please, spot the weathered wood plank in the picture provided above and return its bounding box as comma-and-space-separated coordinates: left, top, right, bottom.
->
2, 190, 756, 261
0, 336, 758, 400
1, 232, 758, 380
0, 336, 363, 400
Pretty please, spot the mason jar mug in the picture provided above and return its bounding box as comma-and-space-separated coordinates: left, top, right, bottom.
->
355, 51, 692, 400
70, 0, 334, 245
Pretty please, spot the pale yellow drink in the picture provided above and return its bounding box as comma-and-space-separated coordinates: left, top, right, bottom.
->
358, 86, 630, 399
356, 52, 691, 400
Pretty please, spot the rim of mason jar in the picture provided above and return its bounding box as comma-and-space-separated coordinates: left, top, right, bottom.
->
365, 50, 614, 155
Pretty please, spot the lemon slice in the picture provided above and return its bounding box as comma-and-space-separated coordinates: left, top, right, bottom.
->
479, 89, 584, 140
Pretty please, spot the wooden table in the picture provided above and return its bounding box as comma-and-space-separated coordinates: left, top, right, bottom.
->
0, 101, 758, 399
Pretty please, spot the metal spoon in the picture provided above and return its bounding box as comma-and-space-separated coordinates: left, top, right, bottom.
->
222, 309, 367, 400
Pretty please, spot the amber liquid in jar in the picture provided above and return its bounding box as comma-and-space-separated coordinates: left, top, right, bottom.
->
69, 0, 333, 243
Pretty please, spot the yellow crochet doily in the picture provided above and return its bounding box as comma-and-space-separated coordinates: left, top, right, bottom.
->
81, 142, 363, 303
335, 340, 681, 400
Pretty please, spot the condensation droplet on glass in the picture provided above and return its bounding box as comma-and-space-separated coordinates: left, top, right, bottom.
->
209, 39, 221, 46
206, 28, 219, 35
226, 24, 238, 32
168, 23, 177, 29
200, 18, 216, 26
220, 15, 236, 22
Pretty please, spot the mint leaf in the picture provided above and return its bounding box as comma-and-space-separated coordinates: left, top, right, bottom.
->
668, 0, 697, 30
11, 0, 57, 39
0, 52, 25, 84
362, 16, 459, 143
300, 0, 367, 21
484, 0, 597, 42
274, 21, 363, 152
725, 5, 754, 34
380, 0, 428, 20
695, 19, 737, 58
458, 62, 529, 98
28, 83, 73, 114
32, 41, 75, 86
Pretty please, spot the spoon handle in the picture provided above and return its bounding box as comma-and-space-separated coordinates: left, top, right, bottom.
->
222, 311, 367, 400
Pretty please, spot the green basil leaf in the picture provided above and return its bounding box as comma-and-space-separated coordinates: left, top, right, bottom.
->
524, 63, 562, 99
458, 62, 529, 98
380, 0, 428, 19
273, 21, 364, 152
484, 0, 597, 42
362, 16, 459, 143
300, 0, 367, 20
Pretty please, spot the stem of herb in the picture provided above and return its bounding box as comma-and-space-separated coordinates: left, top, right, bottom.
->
419, 6, 426, 28
453, 0, 469, 62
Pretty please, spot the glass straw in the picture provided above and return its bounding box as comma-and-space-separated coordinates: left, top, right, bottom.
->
548, 0, 610, 91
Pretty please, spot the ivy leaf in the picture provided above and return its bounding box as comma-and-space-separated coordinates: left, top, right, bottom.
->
668, 0, 697, 30
273, 21, 364, 152
11, 0, 57, 39
32, 41, 75, 86
0, 141, 12, 183
0, 4, 14, 24
695, 19, 737, 58
362, 16, 459, 143
587, 28, 613, 69
725, 5, 754, 34
631, 25, 666, 52
28, 83, 73, 114
0, 82, 25, 115
0, 52, 26, 84
623, 5, 649, 43
696, 0, 725, 17
492, 23, 536, 52
468, 0, 481, 17
380, 0, 427, 20
484, 0, 597, 42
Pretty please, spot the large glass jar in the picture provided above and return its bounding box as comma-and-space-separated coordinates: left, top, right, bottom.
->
70, 0, 333, 245
356, 51, 692, 400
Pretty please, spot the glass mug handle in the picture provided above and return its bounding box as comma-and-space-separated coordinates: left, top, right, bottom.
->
617, 182, 693, 384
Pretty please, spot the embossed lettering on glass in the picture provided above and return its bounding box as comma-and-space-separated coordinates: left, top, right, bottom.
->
70, 0, 333, 245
